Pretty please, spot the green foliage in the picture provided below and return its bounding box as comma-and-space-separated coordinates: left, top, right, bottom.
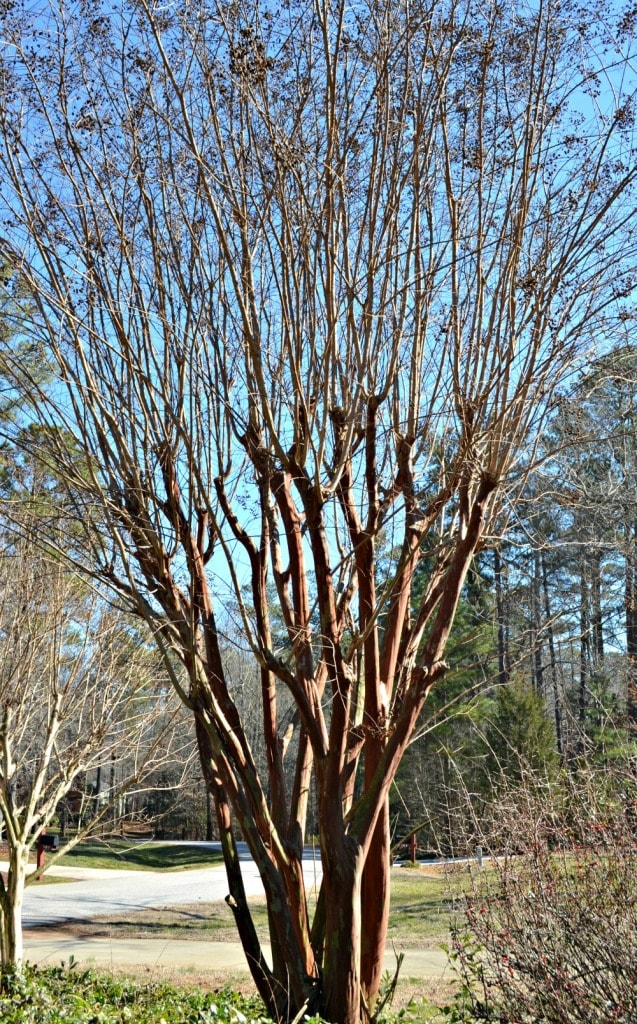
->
392, 676, 558, 854
476, 676, 559, 784
0, 963, 470, 1024
284, 998, 472, 1024
0, 964, 267, 1024
581, 667, 631, 758
371, 990, 475, 1024
390, 552, 504, 851
413, 553, 498, 697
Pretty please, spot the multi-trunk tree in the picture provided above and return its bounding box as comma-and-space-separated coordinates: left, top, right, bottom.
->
1, 1, 636, 1020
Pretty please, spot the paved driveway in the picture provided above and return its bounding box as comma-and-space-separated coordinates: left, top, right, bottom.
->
21, 842, 323, 930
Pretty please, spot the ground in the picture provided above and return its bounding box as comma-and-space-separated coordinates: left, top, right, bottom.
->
3, 842, 467, 1010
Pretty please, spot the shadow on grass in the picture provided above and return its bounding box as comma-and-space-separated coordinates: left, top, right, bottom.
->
64, 900, 271, 943
60, 841, 224, 871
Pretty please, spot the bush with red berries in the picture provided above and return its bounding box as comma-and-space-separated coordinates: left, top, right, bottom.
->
450, 765, 637, 1023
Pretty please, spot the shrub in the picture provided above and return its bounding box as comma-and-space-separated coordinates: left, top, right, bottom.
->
0, 963, 267, 1024
450, 765, 637, 1023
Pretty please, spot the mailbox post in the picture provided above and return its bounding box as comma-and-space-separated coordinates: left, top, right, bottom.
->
409, 834, 417, 864
36, 832, 59, 879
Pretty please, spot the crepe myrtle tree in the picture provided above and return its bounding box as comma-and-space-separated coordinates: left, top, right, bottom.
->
0, 536, 186, 968
1, 0, 636, 1019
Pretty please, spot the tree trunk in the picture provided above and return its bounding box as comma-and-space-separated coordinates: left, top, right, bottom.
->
590, 549, 604, 667
321, 831, 364, 1024
625, 521, 637, 732
360, 801, 390, 1010
579, 554, 590, 736
0, 842, 29, 968
540, 549, 563, 760
206, 788, 213, 842
494, 547, 509, 687
194, 718, 287, 1019
109, 754, 116, 825
532, 550, 544, 695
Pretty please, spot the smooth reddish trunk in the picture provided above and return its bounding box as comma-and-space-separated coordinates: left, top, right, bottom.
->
361, 802, 391, 1007
322, 835, 364, 1024
195, 719, 282, 1016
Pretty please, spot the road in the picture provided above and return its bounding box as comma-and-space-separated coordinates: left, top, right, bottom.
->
21, 842, 324, 930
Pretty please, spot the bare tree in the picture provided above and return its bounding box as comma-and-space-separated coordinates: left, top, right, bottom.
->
0, 0, 636, 1019
0, 536, 184, 967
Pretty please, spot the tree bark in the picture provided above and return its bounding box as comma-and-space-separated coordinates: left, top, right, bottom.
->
579, 554, 590, 735
360, 802, 390, 1010
590, 549, 604, 667
625, 521, 637, 732
540, 549, 563, 760
532, 550, 544, 695
0, 842, 28, 968
195, 718, 287, 1019
494, 547, 509, 687
321, 830, 364, 1024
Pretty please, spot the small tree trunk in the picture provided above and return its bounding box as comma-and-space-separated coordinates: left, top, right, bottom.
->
625, 521, 637, 732
579, 554, 590, 735
541, 549, 563, 760
109, 754, 116, 825
1, 842, 29, 968
206, 788, 213, 842
194, 717, 285, 1017
532, 550, 544, 695
590, 549, 604, 667
494, 547, 509, 687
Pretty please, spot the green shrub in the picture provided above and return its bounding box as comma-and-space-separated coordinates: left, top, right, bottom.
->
0, 963, 267, 1024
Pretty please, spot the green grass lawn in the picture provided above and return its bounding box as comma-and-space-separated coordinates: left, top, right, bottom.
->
387, 868, 465, 945
246, 867, 462, 946
28, 873, 75, 886
57, 840, 224, 871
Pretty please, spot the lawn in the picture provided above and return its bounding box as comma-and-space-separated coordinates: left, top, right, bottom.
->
57, 840, 224, 871
387, 867, 467, 945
